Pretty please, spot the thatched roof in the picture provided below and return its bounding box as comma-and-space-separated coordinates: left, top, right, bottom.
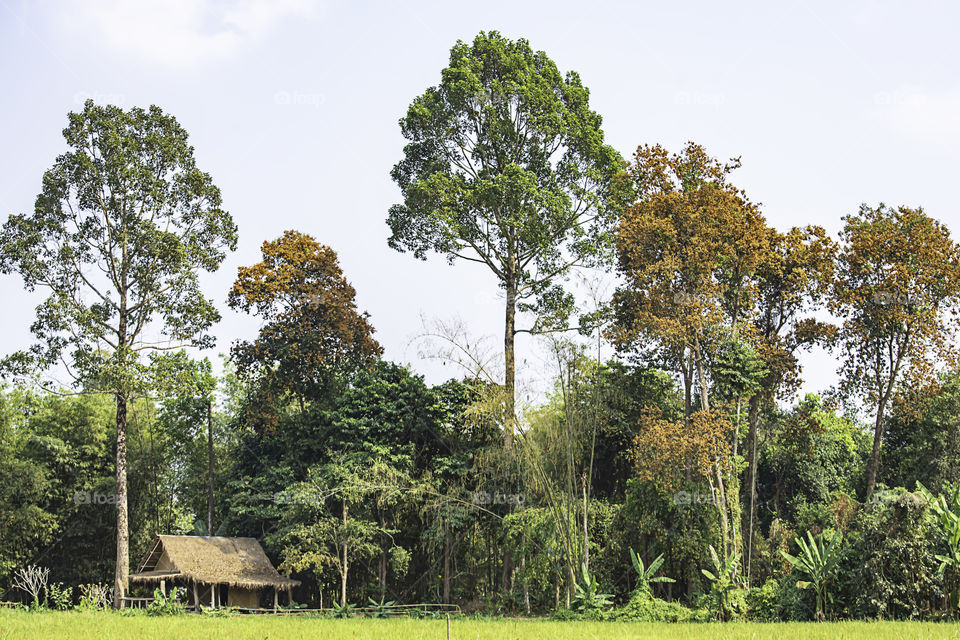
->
130, 535, 299, 589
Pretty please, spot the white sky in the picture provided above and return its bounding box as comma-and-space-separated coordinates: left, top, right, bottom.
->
1, 0, 958, 406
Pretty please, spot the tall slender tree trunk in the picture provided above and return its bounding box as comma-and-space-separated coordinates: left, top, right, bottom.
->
582, 476, 589, 573
865, 394, 889, 498
744, 395, 762, 585
443, 520, 451, 604
114, 390, 129, 608
502, 277, 517, 591
207, 399, 214, 534
504, 281, 516, 450
341, 501, 348, 607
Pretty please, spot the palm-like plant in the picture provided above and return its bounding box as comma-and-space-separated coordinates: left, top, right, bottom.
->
701, 545, 742, 621
572, 563, 613, 612
918, 482, 960, 612
366, 597, 397, 618
779, 529, 843, 621
331, 600, 358, 618
629, 549, 676, 596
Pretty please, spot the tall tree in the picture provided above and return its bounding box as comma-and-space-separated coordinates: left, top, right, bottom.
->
228, 230, 381, 428
741, 225, 836, 582
0, 101, 237, 606
831, 204, 960, 497
387, 31, 625, 449
611, 142, 768, 562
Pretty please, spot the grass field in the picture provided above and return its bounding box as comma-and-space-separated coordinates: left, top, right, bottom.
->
1, 611, 960, 640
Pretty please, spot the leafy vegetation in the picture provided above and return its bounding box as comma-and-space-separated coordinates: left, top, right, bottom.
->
1, 30, 959, 629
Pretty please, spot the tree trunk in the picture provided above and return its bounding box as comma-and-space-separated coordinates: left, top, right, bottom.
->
207, 399, 215, 535
865, 394, 889, 497
582, 475, 589, 573
114, 391, 129, 609
380, 549, 387, 601
341, 501, 348, 607
504, 281, 516, 449
522, 555, 530, 615
744, 395, 762, 585
443, 520, 450, 604
502, 279, 517, 591
380, 513, 387, 601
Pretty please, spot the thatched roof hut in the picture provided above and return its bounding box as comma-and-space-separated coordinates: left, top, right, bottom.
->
130, 535, 298, 609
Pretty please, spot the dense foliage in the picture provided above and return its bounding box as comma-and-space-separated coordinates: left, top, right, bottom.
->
2, 32, 960, 624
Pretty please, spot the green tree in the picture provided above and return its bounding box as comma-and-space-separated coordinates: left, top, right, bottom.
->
0, 101, 237, 605
388, 31, 625, 450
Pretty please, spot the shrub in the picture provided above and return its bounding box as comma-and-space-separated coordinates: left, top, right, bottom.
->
77, 583, 111, 610
839, 487, 944, 619
745, 579, 781, 621
611, 591, 694, 622
146, 587, 184, 616
46, 583, 73, 610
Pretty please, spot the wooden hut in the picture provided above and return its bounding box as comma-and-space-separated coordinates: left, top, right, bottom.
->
129, 535, 299, 610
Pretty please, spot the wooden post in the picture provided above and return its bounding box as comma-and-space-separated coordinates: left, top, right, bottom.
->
192, 582, 199, 611
159, 579, 166, 596
286, 586, 292, 607
273, 587, 278, 612
210, 584, 215, 608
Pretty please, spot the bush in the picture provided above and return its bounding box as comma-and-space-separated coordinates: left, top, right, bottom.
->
838, 488, 944, 620
610, 591, 694, 622
745, 579, 781, 621
77, 583, 111, 610
46, 583, 72, 610
146, 587, 184, 616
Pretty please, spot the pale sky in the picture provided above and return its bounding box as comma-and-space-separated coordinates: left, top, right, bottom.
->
1, 0, 958, 407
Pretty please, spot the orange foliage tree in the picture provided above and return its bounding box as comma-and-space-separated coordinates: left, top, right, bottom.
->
228, 230, 382, 429
830, 204, 960, 497
611, 142, 769, 563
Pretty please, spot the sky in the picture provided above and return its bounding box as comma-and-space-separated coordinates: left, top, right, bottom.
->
1, 0, 958, 407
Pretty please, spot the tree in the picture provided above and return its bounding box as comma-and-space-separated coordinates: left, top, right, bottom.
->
228, 230, 381, 427
830, 204, 960, 497
276, 455, 409, 607
780, 529, 843, 622
0, 101, 237, 606
387, 31, 625, 450
741, 225, 837, 583
151, 351, 224, 534
611, 142, 768, 563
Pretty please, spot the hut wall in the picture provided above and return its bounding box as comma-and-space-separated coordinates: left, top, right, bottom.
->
228, 586, 260, 608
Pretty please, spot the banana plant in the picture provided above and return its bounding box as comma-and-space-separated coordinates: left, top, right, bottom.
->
366, 597, 397, 618
572, 562, 613, 612
701, 545, 742, 621
918, 482, 960, 612
779, 529, 843, 621
331, 600, 358, 618
629, 549, 675, 596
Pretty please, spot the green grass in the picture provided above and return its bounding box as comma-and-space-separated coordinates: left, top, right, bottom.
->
0, 610, 959, 640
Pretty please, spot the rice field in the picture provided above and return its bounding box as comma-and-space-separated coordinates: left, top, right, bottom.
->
1, 611, 960, 640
